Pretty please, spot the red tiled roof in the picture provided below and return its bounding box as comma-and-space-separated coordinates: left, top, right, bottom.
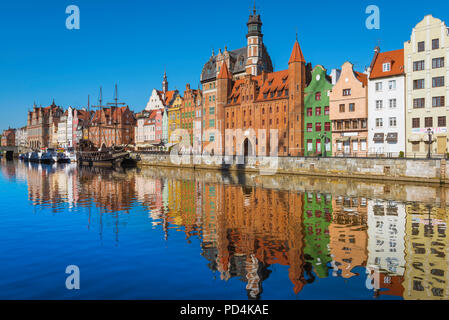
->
164, 90, 176, 106
369, 49, 404, 79
354, 71, 368, 86
288, 40, 305, 64
227, 69, 290, 105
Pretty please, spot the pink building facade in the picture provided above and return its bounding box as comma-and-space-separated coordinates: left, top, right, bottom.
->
329, 62, 368, 156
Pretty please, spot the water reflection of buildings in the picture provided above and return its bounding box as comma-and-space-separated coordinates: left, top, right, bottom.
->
329, 196, 368, 279
7, 161, 449, 300
199, 184, 306, 299
404, 204, 449, 300
303, 192, 332, 279
367, 199, 406, 298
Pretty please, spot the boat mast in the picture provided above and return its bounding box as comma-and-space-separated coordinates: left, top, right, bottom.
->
91, 87, 107, 148
107, 83, 126, 147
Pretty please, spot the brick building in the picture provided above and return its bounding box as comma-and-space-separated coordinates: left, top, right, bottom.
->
1, 128, 16, 147
181, 84, 202, 147
199, 8, 311, 157
89, 106, 136, 148
27, 101, 64, 149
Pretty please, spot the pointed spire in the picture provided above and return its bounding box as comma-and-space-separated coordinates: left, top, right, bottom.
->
217, 61, 232, 79
288, 38, 305, 64
52, 98, 55, 106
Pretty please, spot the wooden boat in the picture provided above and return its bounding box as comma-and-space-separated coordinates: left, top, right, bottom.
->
77, 140, 130, 168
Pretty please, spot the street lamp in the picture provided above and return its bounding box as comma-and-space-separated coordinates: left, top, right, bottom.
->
427, 128, 434, 159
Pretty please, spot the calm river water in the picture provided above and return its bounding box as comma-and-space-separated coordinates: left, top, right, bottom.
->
1, 159, 448, 300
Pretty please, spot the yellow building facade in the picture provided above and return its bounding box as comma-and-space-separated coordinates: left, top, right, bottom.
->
168, 93, 183, 144
405, 15, 449, 157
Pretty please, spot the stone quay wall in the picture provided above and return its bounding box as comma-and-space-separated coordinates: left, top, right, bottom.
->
132, 152, 449, 185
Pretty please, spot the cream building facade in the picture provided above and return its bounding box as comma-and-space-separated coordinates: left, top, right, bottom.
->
405, 15, 449, 157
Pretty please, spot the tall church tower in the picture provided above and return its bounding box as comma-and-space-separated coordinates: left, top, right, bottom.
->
288, 38, 306, 156
245, 5, 263, 76
162, 71, 168, 93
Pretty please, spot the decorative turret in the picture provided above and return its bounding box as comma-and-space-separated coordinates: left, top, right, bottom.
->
245, 4, 263, 76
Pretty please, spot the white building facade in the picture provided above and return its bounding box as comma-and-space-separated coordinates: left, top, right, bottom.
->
368, 48, 406, 156
15, 126, 28, 148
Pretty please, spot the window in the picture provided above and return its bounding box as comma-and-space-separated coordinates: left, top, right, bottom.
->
383, 63, 391, 72
361, 120, 367, 128
432, 38, 439, 50
316, 122, 322, 131
388, 80, 396, 90
349, 103, 355, 112
307, 108, 312, 116
413, 98, 425, 108
209, 119, 215, 127
325, 122, 331, 131
432, 76, 444, 88
324, 106, 330, 115
209, 133, 215, 142
389, 99, 397, 108
438, 116, 446, 127
376, 118, 383, 127
316, 107, 321, 116
307, 139, 313, 152
432, 57, 444, 69
343, 89, 351, 96
315, 92, 321, 101
413, 60, 425, 71
375, 82, 382, 92
418, 41, 425, 52
209, 107, 215, 115
432, 96, 445, 107
339, 104, 345, 112
412, 118, 420, 128
425, 117, 433, 128
376, 100, 383, 110
413, 79, 425, 89
389, 117, 397, 127
353, 140, 358, 151
307, 123, 312, 132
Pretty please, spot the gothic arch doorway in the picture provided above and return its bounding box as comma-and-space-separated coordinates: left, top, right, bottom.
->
243, 138, 253, 164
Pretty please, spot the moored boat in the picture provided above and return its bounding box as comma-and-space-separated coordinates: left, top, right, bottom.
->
29, 151, 40, 162
40, 148, 57, 164
64, 148, 77, 163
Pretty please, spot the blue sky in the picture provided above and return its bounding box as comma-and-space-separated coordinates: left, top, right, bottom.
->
0, 0, 448, 130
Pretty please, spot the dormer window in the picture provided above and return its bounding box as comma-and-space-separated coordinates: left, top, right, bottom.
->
383, 63, 391, 72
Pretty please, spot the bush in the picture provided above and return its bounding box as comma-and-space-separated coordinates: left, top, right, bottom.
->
399, 151, 405, 158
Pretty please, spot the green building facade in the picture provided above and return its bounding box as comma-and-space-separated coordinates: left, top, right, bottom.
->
304, 65, 333, 156
303, 192, 333, 279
